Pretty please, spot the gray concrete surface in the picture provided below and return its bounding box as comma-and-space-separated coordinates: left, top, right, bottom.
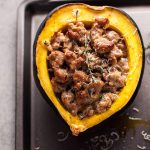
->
0, 0, 23, 149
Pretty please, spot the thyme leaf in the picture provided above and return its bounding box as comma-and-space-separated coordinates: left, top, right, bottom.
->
72, 40, 77, 46
99, 66, 104, 74
75, 9, 79, 22
83, 30, 96, 82
43, 40, 49, 46
99, 95, 103, 99
84, 34, 88, 48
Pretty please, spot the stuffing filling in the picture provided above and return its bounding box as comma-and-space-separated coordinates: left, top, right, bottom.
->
44, 18, 129, 119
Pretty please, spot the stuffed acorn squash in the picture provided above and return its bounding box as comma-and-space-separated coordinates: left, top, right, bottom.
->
34, 3, 144, 136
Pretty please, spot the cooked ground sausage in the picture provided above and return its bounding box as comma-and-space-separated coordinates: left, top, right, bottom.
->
73, 70, 89, 83
65, 50, 77, 64
67, 22, 87, 45
45, 17, 129, 119
51, 32, 66, 50
70, 57, 85, 70
95, 93, 118, 113
87, 79, 104, 101
86, 53, 101, 70
91, 18, 114, 54
47, 51, 65, 68
93, 37, 114, 54
54, 68, 70, 83
51, 78, 66, 93
106, 30, 121, 44
61, 91, 78, 115
118, 58, 129, 73
103, 69, 126, 89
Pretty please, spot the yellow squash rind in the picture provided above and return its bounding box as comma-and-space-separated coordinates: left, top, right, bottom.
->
35, 4, 143, 135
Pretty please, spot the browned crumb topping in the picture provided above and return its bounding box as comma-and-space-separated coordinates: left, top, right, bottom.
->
44, 18, 129, 119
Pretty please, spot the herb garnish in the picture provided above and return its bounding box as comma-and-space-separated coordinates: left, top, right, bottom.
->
75, 9, 79, 22
83, 34, 97, 82
43, 40, 49, 46
99, 95, 103, 99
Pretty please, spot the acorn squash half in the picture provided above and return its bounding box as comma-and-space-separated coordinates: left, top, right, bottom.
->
33, 3, 144, 136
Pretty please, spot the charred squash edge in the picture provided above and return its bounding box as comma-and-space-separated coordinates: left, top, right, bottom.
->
33, 3, 145, 136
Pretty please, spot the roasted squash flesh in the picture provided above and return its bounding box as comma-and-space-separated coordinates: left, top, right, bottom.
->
35, 4, 143, 135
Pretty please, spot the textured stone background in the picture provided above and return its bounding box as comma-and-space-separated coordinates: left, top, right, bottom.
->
0, 0, 23, 149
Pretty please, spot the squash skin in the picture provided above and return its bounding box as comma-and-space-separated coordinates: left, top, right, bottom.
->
33, 3, 144, 136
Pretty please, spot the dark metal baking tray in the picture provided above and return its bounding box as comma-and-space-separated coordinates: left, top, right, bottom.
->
16, 0, 150, 150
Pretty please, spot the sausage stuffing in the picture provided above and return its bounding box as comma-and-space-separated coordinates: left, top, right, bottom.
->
45, 18, 129, 119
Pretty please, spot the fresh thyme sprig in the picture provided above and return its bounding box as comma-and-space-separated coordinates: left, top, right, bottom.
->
83, 35, 97, 82
83, 34, 91, 52
84, 34, 89, 48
